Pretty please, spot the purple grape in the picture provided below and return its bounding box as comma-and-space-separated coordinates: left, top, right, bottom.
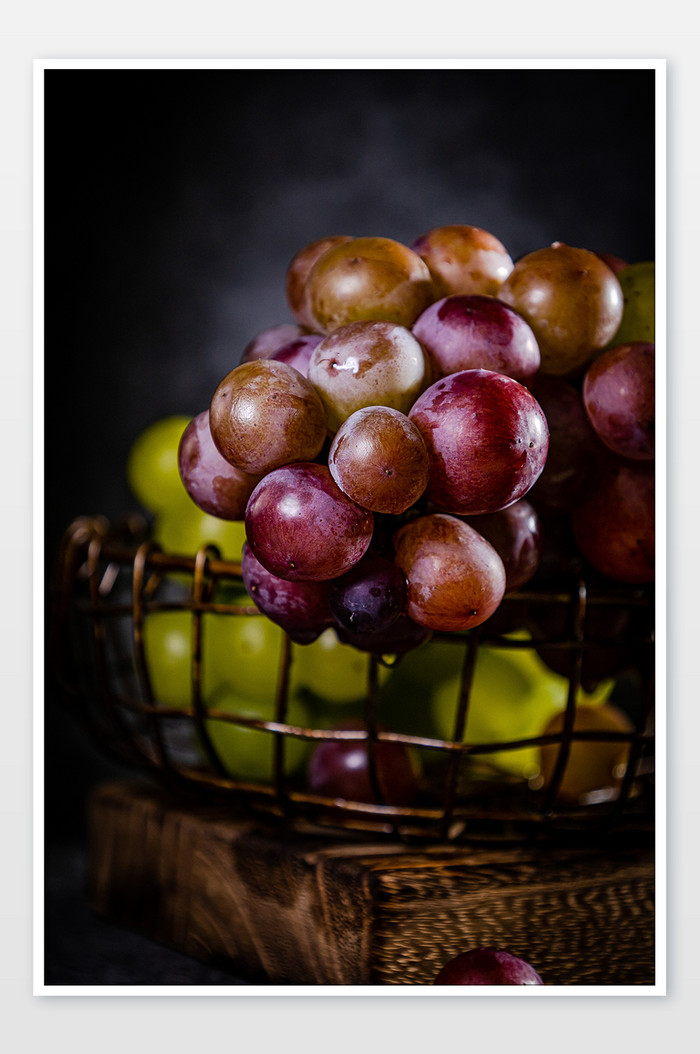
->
335, 613, 432, 655
244, 462, 374, 582
412, 294, 540, 384
178, 410, 262, 519
583, 342, 655, 460
433, 947, 543, 985
241, 542, 333, 644
240, 322, 308, 363
329, 553, 407, 636
462, 498, 542, 594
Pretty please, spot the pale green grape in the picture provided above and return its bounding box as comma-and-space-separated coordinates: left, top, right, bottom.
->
205, 687, 312, 782
126, 415, 192, 514
609, 261, 654, 345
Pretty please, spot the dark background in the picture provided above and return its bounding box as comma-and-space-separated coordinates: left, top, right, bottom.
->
42, 66, 657, 983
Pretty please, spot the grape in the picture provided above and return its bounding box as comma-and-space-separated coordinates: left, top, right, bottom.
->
408, 369, 549, 516
610, 261, 654, 345
205, 687, 312, 783
433, 948, 543, 985
572, 458, 654, 583
241, 542, 333, 644
289, 627, 387, 705
305, 236, 435, 334
153, 503, 248, 562
327, 405, 430, 515
270, 333, 324, 377
209, 359, 327, 475
538, 702, 634, 803
583, 342, 655, 460
245, 462, 374, 582
412, 294, 540, 384
335, 613, 432, 656
178, 410, 262, 520
240, 323, 309, 364
462, 498, 542, 594
306, 720, 420, 806
410, 224, 514, 298
596, 250, 629, 274
307, 320, 430, 433
498, 242, 624, 375
126, 415, 192, 514
328, 553, 407, 637
141, 610, 195, 710
392, 513, 506, 632
527, 374, 606, 515
285, 235, 354, 329
205, 606, 286, 701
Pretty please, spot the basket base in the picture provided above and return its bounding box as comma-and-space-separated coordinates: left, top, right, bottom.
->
86, 780, 655, 986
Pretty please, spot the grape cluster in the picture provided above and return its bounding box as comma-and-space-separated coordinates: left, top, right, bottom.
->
133, 224, 655, 806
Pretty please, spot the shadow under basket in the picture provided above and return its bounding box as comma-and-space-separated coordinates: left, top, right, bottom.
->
49, 513, 656, 848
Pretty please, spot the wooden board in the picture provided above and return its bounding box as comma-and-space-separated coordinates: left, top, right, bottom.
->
86, 780, 655, 986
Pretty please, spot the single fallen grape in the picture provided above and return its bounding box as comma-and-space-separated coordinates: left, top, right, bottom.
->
306, 720, 421, 806
412, 293, 540, 384
498, 242, 624, 375
433, 948, 543, 985
241, 541, 333, 644
285, 235, 355, 329
126, 415, 192, 514
327, 405, 430, 514
610, 261, 654, 345
209, 359, 327, 475
178, 409, 262, 519
305, 235, 435, 334
307, 319, 430, 433
245, 462, 374, 582
393, 513, 506, 632
583, 342, 655, 460
410, 224, 514, 298
409, 369, 549, 516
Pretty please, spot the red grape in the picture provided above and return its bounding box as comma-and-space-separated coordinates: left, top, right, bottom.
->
498, 242, 624, 375
240, 323, 308, 363
328, 405, 430, 515
572, 458, 654, 583
582, 342, 655, 460
241, 542, 333, 644
433, 947, 543, 985
178, 410, 262, 520
306, 720, 420, 806
307, 319, 430, 433
209, 359, 328, 475
270, 333, 324, 377
393, 513, 506, 632
408, 369, 549, 516
462, 498, 542, 594
285, 235, 355, 329
244, 462, 374, 582
305, 236, 435, 334
412, 294, 540, 384
410, 224, 514, 297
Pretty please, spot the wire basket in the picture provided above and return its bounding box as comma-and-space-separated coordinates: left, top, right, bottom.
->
49, 513, 655, 845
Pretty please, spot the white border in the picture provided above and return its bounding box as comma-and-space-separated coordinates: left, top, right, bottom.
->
33, 56, 666, 999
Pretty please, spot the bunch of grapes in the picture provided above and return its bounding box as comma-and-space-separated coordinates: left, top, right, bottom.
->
132, 224, 655, 808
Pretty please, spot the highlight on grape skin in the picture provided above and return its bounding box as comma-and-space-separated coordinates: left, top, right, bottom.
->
433, 947, 544, 985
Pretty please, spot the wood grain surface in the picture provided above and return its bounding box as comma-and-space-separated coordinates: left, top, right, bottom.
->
86, 780, 655, 986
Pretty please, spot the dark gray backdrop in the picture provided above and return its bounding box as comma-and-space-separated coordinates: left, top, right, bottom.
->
43, 66, 656, 836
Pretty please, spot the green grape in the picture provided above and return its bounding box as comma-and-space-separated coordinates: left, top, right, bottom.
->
126, 415, 192, 514
205, 687, 312, 782
289, 627, 390, 706
205, 609, 286, 701
141, 609, 194, 710
609, 261, 654, 345
153, 502, 248, 562
429, 634, 614, 779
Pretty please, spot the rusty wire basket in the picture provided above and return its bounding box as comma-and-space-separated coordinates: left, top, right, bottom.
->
49, 512, 655, 845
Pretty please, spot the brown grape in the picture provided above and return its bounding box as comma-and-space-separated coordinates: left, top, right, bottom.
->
410, 224, 514, 297
285, 235, 355, 329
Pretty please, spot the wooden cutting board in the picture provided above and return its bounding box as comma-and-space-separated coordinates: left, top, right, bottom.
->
86, 780, 655, 986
